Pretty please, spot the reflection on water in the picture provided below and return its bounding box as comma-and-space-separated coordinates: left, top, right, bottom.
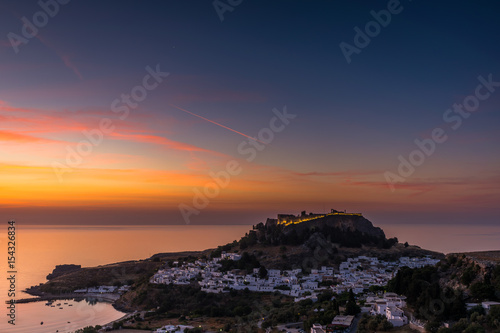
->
0, 298, 125, 333
379, 223, 500, 254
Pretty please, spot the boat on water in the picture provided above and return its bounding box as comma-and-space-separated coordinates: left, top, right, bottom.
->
56, 303, 61, 306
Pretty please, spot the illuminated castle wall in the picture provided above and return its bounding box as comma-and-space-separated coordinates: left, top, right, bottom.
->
276, 209, 363, 226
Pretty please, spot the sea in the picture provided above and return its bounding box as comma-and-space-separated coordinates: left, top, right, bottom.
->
1, 223, 499, 333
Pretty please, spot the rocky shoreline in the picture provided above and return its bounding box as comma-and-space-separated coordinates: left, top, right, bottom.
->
12, 291, 120, 304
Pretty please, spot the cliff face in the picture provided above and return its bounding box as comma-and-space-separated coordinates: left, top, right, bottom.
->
46, 264, 81, 280
283, 214, 385, 239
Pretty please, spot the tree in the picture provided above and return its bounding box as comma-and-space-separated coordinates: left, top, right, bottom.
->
259, 266, 268, 279
75, 327, 100, 333
449, 292, 467, 320
462, 267, 476, 286
332, 298, 340, 314
348, 289, 356, 302
470, 282, 496, 300
344, 300, 361, 315
345, 290, 360, 315
463, 322, 485, 333
358, 314, 392, 333
487, 305, 500, 328
425, 319, 442, 333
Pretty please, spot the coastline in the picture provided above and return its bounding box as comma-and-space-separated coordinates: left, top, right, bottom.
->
11, 292, 121, 304
101, 312, 139, 331
18, 224, 499, 332
16, 246, 500, 332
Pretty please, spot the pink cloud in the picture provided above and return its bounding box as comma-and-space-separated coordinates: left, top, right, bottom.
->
109, 132, 225, 156
60, 54, 83, 80
292, 170, 382, 177
36, 34, 83, 80
0, 101, 217, 158
0, 130, 59, 143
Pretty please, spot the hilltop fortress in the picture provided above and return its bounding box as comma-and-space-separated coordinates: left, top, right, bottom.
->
266, 209, 363, 227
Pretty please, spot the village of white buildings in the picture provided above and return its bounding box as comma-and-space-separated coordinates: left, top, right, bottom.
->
148, 252, 440, 332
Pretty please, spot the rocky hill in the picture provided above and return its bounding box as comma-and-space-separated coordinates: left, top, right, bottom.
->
46, 264, 81, 280
437, 252, 500, 301
388, 250, 500, 331
281, 213, 385, 238
211, 212, 443, 270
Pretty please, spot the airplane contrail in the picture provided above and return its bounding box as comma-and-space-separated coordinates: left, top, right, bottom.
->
170, 104, 265, 144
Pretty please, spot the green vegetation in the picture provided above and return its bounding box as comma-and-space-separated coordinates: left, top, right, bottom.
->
436, 305, 500, 333
28, 260, 162, 295
124, 283, 357, 332
461, 265, 478, 286
261, 290, 341, 330
345, 292, 361, 315
388, 257, 500, 331
218, 252, 261, 273
358, 313, 393, 332
124, 282, 262, 319
445, 255, 500, 302
388, 266, 466, 322
74, 326, 101, 333
470, 282, 497, 301
259, 265, 268, 279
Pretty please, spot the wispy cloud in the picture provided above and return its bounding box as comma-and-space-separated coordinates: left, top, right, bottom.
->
0, 130, 59, 143
60, 54, 83, 80
293, 170, 382, 177
0, 101, 228, 164
109, 132, 226, 155
36, 34, 83, 80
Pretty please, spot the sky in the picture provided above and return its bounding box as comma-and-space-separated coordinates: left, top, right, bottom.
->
0, 0, 499, 226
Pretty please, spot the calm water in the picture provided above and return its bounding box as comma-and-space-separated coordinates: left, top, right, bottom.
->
1, 223, 499, 332
379, 223, 500, 254
2, 299, 126, 333
0, 225, 251, 333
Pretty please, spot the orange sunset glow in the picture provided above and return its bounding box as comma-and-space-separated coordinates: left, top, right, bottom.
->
1, 93, 499, 225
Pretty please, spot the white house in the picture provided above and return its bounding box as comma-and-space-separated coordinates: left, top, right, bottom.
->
310, 323, 325, 333
156, 325, 194, 333
482, 301, 500, 313
386, 306, 408, 326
